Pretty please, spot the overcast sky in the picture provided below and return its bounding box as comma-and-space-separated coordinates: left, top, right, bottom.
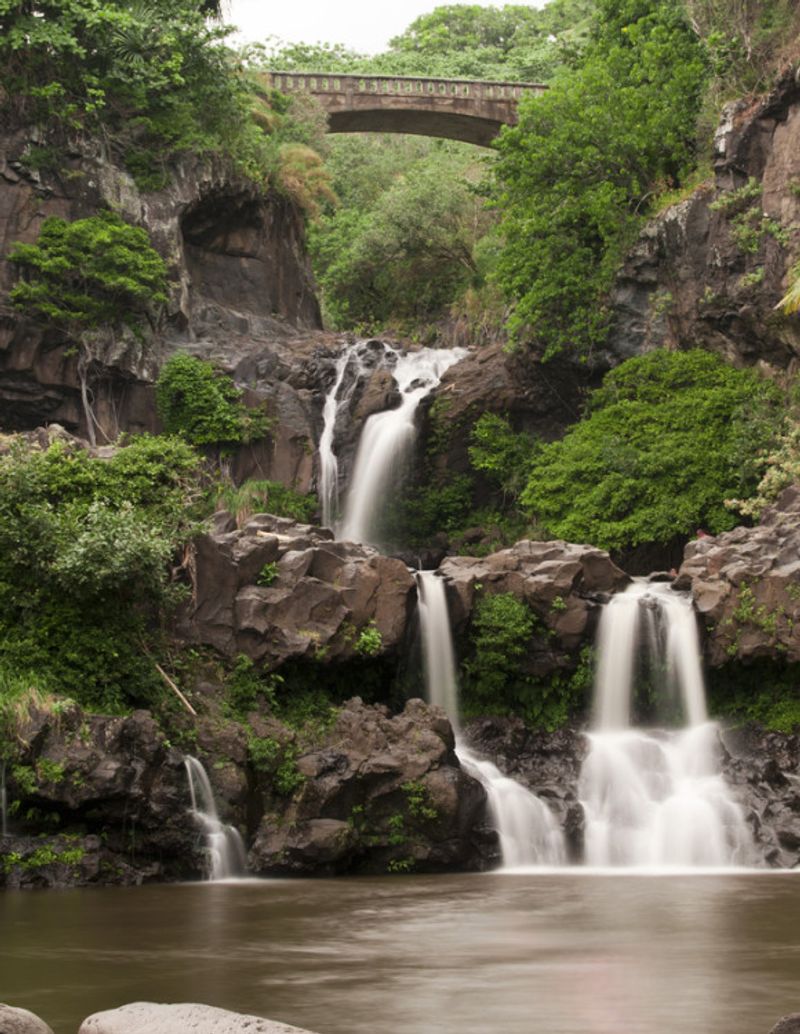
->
229, 1, 546, 55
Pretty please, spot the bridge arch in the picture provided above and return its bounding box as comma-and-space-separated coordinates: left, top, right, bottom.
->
266, 73, 547, 147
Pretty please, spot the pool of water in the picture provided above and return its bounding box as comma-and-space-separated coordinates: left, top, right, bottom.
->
1, 872, 799, 1034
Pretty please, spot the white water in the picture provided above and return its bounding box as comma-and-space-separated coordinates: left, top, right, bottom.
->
416, 571, 566, 868
338, 346, 465, 546
184, 756, 247, 881
580, 581, 754, 868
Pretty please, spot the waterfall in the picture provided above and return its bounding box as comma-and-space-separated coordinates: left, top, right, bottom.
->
579, 581, 754, 868
184, 756, 247, 881
318, 342, 366, 530
338, 346, 465, 546
416, 571, 566, 868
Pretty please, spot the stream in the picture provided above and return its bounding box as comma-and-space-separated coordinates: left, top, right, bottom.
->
2, 873, 799, 1034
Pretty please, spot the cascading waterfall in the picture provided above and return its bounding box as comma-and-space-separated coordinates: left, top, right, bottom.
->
338, 346, 465, 546
416, 571, 566, 868
318, 341, 369, 530
184, 756, 247, 881
579, 581, 755, 868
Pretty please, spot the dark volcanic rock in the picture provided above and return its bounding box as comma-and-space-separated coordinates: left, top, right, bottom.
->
249, 698, 497, 875
0, 700, 200, 887
606, 72, 800, 369
769, 1015, 800, 1034
677, 486, 800, 665
183, 515, 416, 663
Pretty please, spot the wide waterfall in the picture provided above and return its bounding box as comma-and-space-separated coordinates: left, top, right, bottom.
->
338, 346, 465, 546
416, 571, 566, 868
184, 756, 247, 881
579, 581, 754, 868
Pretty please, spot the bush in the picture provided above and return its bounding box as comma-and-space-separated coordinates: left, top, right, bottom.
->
521, 350, 781, 552
215, 479, 317, 525
0, 434, 201, 712
156, 354, 271, 447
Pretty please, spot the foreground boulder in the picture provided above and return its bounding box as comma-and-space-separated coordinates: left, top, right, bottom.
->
250, 698, 496, 875
0, 1004, 54, 1034
78, 1003, 318, 1034
769, 1016, 800, 1034
183, 515, 416, 664
677, 486, 800, 665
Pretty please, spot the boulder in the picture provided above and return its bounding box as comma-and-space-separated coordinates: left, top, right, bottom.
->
0, 1004, 54, 1034
768, 1015, 800, 1034
676, 486, 800, 665
249, 697, 496, 875
78, 1003, 318, 1034
182, 517, 416, 665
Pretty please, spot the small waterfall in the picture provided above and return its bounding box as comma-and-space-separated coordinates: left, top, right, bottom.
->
184, 756, 247, 881
580, 581, 754, 868
319, 342, 365, 530
416, 571, 566, 868
338, 346, 465, 546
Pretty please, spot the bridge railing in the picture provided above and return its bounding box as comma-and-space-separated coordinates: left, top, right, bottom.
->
265, 72, 547, 101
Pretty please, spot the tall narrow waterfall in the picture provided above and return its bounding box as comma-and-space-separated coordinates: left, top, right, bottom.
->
318, 342, 367, 529
184, 756, 247, 881
338, 347, 465, 546
579, 581, 754, 868
416, 571, 566, 868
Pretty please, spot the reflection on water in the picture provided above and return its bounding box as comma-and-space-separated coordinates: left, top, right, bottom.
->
1, 873, 799, 1034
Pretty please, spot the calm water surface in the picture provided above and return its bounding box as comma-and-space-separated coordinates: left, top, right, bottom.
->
1, 872, 799, 1034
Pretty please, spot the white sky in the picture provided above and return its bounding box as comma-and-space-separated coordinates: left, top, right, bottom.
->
229, 1, 546, 55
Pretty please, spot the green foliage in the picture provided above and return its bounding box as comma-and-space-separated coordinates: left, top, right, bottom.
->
402, 780, 438, 822
214, 479, 317, 525
708, 660, 800, 732
521, 350, 782, 552
464, 592, 538, 701
469, 413, 539, 499
0, 434, 201, 712
9, 211, 167, 334
493, 0, 708, 358
223, 655, 282, 719
354, 623, 383, 658
156, 354, 270, 447
778, 261, 800, 316
256, 562, 279, 587
727, 423, 800, 520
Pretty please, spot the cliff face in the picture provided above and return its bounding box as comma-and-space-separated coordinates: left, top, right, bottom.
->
606, 71, 800, 370
0, 129, 321, 445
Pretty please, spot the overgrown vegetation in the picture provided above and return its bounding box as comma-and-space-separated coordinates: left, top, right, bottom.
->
156, 354, 271, 448
0, 434, 201, 713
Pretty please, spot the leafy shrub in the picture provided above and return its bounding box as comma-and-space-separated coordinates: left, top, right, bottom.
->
354, 623, 383, 658
521, 350, 781, 552
469, 413, 539, 500
215, 479, 317, 525
224, 655, 281, 719
464, 593, 538, 703
0, 435, 201, 712
156, 354, 271, 447
9, 211, 167, 332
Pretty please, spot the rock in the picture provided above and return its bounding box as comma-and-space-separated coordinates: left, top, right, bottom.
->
677, 486, 800, 664
0, 700, 201, 887
605, 70, 800, 370
0, 1004, 54, 1034
768, 1015, 800, 1034
78, 1002, 318, 1034
182, 517, 416, 664
249, 697, 496, 875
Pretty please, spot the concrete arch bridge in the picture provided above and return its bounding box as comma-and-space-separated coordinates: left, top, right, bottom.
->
265, 72, 547, 147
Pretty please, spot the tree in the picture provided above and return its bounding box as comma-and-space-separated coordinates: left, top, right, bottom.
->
492, 0, 707, 358
9, 211, 167, 445
520, 349, 781, 552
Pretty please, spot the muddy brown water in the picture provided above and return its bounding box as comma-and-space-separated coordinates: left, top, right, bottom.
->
1, 872, 799, 1034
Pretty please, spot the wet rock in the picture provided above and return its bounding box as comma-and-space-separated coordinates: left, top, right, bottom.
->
78, 1002, 319, 1034
250, 697, 496, 875
182, 516, 416, 665
0, 700, 200, 887
0, 1004, 54, 1034
768, 1014, 800, 1034
677, 486, 800, 664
